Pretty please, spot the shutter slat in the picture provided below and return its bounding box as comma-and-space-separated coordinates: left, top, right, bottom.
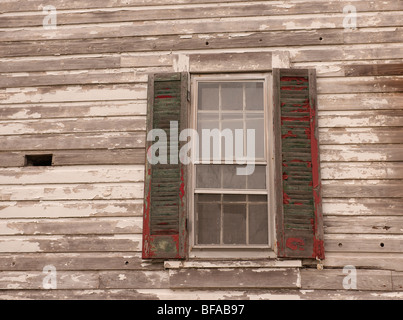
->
142, 72, 188, 259
274, 68, 324, 260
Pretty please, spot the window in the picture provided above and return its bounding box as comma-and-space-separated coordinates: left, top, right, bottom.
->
189, 74, 275, 258
142, 67, 324, 261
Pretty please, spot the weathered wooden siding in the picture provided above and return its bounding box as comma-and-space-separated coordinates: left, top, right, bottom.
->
0, 0, 402, 299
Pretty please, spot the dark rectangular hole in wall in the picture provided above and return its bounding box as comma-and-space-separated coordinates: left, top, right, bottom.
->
25, 154, 53, 167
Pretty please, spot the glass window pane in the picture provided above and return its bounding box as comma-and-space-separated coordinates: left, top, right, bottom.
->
246, 165, 266, 189
196, 165, 221, 189
221, 113, 243, 160
197, 194, 221, 202
245, 82, 264, 110
222, 165, 247, 189
223, 204, 246, 244
221, 83, 243, 111
198, 83, 219, 110
249, 203, 268, 244
245, 115, 265, 159
198, 113, 219, 160
197, 202, 221, 244
223, 194, 246, 202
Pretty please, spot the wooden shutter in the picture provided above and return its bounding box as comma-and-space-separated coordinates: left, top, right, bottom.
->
142, 72, 188, 259
273, 68, 325, 260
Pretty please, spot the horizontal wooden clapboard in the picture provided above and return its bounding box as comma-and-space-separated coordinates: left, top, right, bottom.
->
0, 149, 146, 167
0, 101, 146, 120
322, 198, 403, 216
0, 165, 144, 184
0, 200, 143, 219
0, 252, 163, 271
1, 28, 401, 58
1, 1, 401, 28
0, 217, 142, 235
0, 235, 142, 253
323, 180, 403, 198
0, 116, 146, 135
2, 12, 402, 43
0, 183, 143, 201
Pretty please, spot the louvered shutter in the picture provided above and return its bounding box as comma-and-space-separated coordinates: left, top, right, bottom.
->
142, 72, 188, 259
273, 69, 324, 260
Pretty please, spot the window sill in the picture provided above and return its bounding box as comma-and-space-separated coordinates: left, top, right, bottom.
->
164, 259, 302, 269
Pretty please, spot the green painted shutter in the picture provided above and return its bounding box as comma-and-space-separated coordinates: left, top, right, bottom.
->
142, 72, 188, 259
273, 68, 324, 260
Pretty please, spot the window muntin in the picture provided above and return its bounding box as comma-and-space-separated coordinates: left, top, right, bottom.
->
191, 74, 272, 252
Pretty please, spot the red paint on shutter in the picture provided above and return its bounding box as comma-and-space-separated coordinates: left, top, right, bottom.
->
142, 73, 188, 259
274, 69, 324, 260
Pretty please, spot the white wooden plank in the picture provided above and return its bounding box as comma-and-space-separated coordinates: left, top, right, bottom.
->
0, 101, 147, 120
0, 116, 146, 135
0, 234, 142, 252
0, 217, 142, 235
1, 12, 401, 42
0, 183, 143, 201
0, 200, 143, 219
0, 84, 147, 104
321, 162, 403, 180
322, 198, 403, 216
0, 165, 144, 185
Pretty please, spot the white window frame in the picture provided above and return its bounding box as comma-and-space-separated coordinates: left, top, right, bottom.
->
188, 73, 276, 259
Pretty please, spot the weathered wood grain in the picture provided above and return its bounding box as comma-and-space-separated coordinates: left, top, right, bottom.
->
319, 110, 403, 128
0, 235, 142, 252
325, 234, 403, 253
0, 70, 140, 89
345, 63, 403, 77
322, 180, 403, 198
320, 145, 403, 162
293, 45, 403, 63
0, 30, 342, 58
0, 101, 146, 120
322, 198, 403, 216
189, 52, 272, 73
301, 269, 393, 291
0, 183, 143, 201
0, 84, 147, 104
0, 132, 145, 151
0, 271, 99, 290
311, 253, 403, 272
324, 216, 403, 234
0, 288, 402, 300
0, 252, 163, 271
99, 271, 169, 289
2, 1, 402, 28
319, 127, 403, 145
0, 149, 146, 167
3, 13, 402, 43
0, 217, 142, 235
295, 60, 403, 77
0, 116, 146, 135
318, 93, 403, 111
0, 0, 254, 13
321, 162, 403, 180
393, 272, 403, 291
318, 76, 403, 94
0, 200, 143, 219
0, 54, 172, 73
169, 268, 300, 289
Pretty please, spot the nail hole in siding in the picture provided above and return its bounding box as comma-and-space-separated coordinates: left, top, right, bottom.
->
380, 243, 385, 248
